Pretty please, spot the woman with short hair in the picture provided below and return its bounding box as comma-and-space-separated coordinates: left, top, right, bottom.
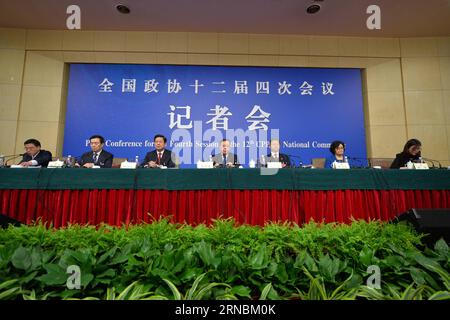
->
324, 140, 348, 169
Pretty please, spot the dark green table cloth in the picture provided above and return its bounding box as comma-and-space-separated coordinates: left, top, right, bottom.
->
0, 168, 449, 190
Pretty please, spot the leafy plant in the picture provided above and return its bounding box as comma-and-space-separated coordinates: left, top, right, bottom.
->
0, 279, 22, 300
160, 273, 239, 300
0, 219, 448, 300
292, 267, 359, 300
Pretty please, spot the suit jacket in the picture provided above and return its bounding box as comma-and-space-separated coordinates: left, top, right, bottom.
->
212, 152, 240, 168
19, 150, 52, 167
141, 149, 176, 168
265, 153, 291, 168
78, 150, 113, 168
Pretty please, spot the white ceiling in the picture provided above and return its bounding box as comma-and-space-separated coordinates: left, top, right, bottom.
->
0, 0, 449, 37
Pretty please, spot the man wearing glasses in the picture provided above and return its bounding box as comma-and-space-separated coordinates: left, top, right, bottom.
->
19, 138, 52, 167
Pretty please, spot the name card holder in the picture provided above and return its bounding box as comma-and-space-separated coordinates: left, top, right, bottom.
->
267, 162, 282, 169
47, 160, 64, 168
120, 161, 138, 169
413, 163, 429, 170
197, 161, 214, 169
333, 162, 350, 169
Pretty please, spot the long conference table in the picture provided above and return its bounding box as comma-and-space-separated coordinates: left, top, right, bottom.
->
0, 168, 449, 228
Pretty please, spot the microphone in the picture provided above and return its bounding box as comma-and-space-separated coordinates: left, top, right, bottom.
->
346, 156, 370, 168
5, 154, 24, 166
420, 157, 434, 168
284, 153, 303, 160
3, 154, 24, 158
283, 154, 303, 167
421, 157, 442, 169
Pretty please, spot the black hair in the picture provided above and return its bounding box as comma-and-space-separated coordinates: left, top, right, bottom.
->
329, 140, 345, 155
402, 138, 422, 155
24, 139, 41, 147
89, 135, 105, 144
154, 134, 167, 143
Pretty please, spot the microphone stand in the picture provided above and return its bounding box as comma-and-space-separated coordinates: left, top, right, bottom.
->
284, 154, 304, 168
422, 158, 442, 169
5, 154, 24, 167
346, 156, 370, 169
421, 158, 435, 169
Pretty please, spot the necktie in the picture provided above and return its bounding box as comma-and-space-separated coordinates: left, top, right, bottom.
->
273, 153, 278, 159
93, 153, 98, 163
223, 154, 227, 166
157, 152, 162, 165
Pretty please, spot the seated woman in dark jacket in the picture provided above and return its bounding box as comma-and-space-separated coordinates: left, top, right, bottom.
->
390, 138, 422, 169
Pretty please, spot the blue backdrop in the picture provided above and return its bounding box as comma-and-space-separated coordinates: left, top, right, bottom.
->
63, 63, 366, 167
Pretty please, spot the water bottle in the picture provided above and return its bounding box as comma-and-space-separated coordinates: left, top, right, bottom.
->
260, 154, 266, 167
344, 156, 348, 163
135, 155, 139, 164
66, 155, 72, 168
249, 159, 256, 168
209, 155, 213, 162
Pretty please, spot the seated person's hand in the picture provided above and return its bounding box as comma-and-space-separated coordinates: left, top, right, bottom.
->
282, 163, 287, 168
148, 161, 158, 168
226, 162, 234, 168
214, 162, 220, 168
74, 163, 80, 167
83, 163, 94, 168
20, 161, 33, 167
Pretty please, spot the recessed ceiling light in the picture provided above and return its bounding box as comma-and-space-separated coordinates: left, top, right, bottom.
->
306, 4, 321, 14
116, 4, 130, 14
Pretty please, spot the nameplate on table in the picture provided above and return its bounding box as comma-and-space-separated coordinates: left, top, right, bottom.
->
267, 162, 282, 169
413, 163, 429, 170
333, 162, 350, 169
120, 161, 138, 169
47, 160, 64, 168
197, 161, 214, 169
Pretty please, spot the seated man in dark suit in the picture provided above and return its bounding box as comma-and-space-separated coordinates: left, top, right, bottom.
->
141, 134, 177, 168
264, 139, 291, 168
75, 135, 113, 168
212, 139, 240, 168
19, 138, 52, 167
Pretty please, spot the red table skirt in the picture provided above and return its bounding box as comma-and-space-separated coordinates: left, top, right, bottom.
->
1, 189, 449, 228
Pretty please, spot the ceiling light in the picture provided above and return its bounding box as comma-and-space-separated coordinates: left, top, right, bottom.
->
116, 4, 130, 14
306, 4, 321, 14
